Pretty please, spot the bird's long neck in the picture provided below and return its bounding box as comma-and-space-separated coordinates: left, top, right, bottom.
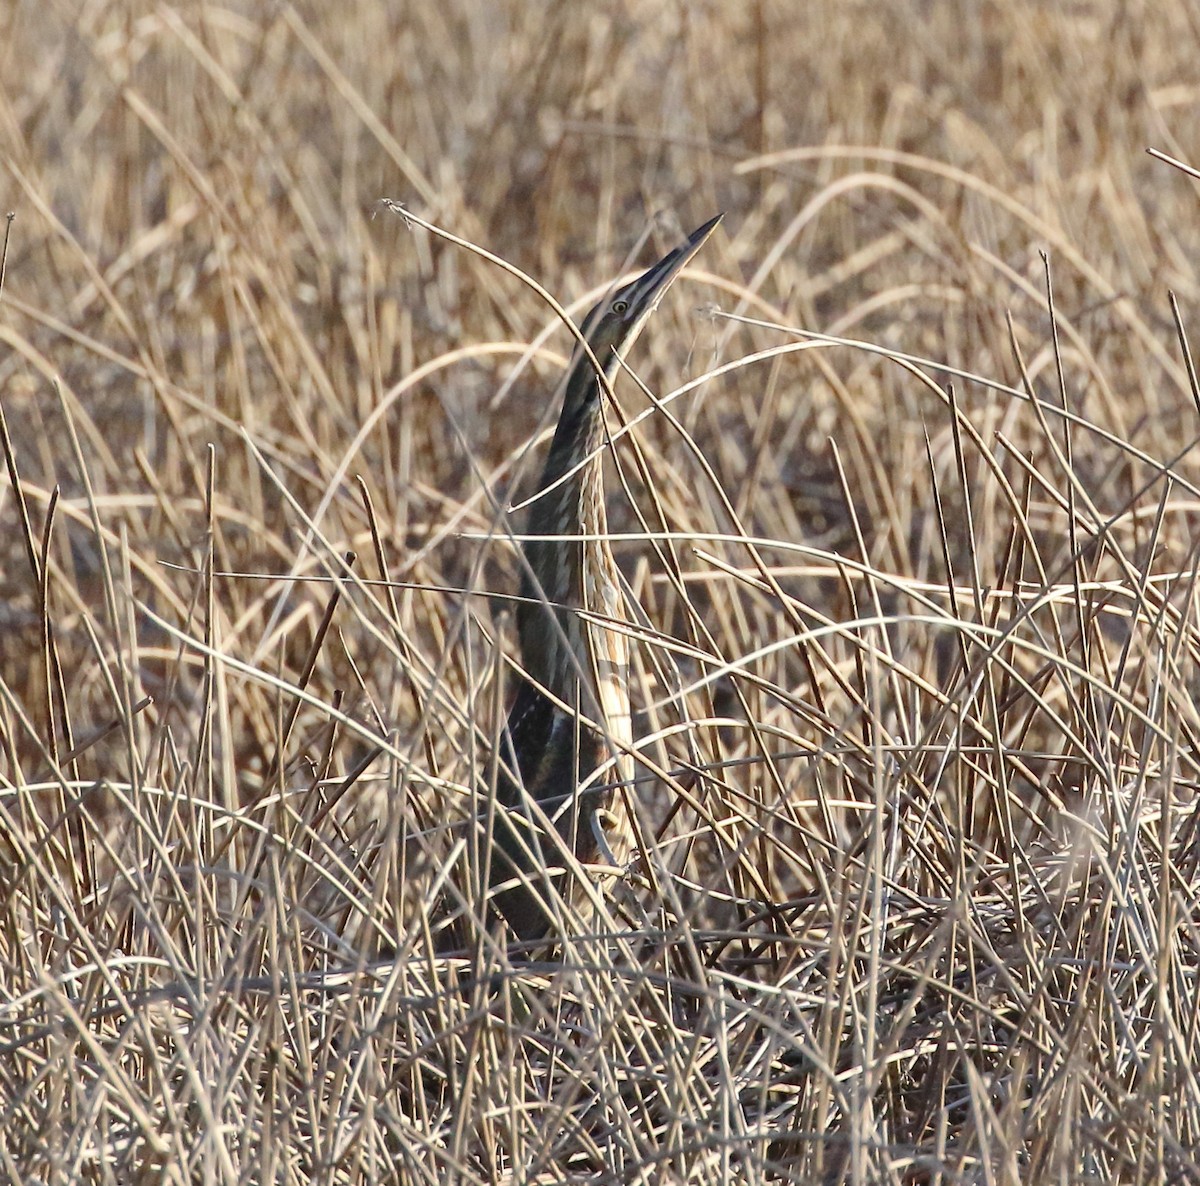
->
517, 359, 620, 708
487, 338, 641, 940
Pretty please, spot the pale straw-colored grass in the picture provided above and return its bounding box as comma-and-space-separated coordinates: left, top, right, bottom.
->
3, 3, 1200, 1181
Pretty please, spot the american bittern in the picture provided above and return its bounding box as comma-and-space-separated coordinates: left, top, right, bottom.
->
488, 214, 721, 941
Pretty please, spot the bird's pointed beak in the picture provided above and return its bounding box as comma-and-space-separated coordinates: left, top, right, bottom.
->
618, 213, 723, 339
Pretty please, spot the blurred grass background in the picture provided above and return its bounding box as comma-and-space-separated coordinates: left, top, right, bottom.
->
3, 1, 1200, 1182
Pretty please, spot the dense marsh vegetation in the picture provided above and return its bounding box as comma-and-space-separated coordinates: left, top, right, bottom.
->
3, 3, 1200, 1181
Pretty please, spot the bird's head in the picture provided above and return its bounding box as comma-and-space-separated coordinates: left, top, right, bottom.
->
576, 212, 723, 377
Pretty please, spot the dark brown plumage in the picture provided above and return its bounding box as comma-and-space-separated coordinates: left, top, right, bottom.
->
488, 215, 722, 941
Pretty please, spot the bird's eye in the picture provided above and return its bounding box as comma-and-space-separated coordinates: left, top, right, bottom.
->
612, 298, 629, 315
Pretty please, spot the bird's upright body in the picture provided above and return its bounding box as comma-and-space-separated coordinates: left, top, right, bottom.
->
488, 215, 721, 942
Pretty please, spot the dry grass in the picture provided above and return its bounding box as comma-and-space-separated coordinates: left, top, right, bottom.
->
4, 1, 1200, 1182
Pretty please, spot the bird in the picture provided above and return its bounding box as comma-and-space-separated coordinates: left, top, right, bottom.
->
486, 214, 722, 942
